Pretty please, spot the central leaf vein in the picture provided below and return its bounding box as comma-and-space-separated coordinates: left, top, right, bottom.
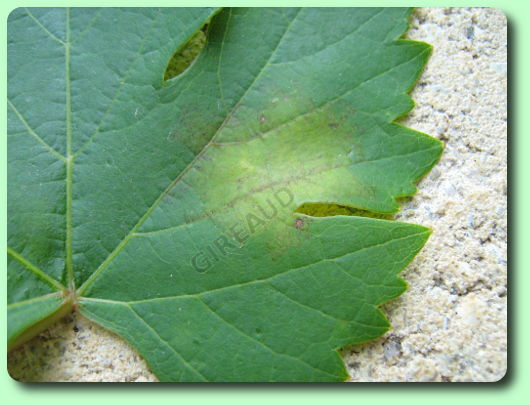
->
79, 231, 426, 303
65, 7, 74, 290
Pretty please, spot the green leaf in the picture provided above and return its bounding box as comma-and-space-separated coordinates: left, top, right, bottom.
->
7, 7, 442, 382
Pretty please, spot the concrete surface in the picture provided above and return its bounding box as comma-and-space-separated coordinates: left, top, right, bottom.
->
8, 7, 507, 382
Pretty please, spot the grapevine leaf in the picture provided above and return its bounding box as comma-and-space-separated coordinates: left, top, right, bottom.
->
7, 7, 442, 381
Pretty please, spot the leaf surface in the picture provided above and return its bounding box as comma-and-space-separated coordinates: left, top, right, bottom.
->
7, 7, 442, 381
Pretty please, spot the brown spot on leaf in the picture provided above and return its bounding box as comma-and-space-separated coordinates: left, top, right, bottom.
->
294, 217, 304, 230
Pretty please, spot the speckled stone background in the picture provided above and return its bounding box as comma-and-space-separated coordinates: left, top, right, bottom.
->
8, 7, 507, 382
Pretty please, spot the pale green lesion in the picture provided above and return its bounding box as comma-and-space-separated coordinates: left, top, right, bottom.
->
179, 102, 377, 224
127, 96, 396, 247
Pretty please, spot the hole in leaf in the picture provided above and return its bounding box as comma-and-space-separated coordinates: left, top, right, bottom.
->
164, 23, 208, 81
295, 202, 394, 220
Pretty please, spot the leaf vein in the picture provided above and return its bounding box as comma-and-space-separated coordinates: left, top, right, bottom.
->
7, 99, 66, 162
65, 7, 74, 289
127, 305, 209, 381
24, 8, 66, 46
7, 247, 66, 291
7, 292, 63, 309
269, 8, 384, 66
215, 8, 231, 113
198, 296, 340, 379
70, 8, 103, 45
214, 46, 430, 148
82, 231, 427, 305
133, 146, 438, 238
73, 9, 164, 157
